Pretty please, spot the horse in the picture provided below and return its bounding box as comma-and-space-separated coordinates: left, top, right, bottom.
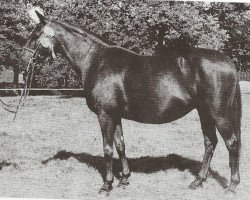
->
19, 11, 242, 196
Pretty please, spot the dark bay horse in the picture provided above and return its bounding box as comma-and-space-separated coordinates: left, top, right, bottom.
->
20, 12, 241, 196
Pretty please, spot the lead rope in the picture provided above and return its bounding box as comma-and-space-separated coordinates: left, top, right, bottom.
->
0, 99, 17, 113
0, 42, 41, 121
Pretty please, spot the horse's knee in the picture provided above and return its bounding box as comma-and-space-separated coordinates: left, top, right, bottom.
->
115, 140, 125, 151
114, 134, 125, 151
216, 117, 231, 132
104, 146, 113, 157
204, 136, 217, 150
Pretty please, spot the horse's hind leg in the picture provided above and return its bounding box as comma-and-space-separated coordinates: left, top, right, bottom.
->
189, 109, 218, 189
216, 116, 241, 193
114, 119, 130, 188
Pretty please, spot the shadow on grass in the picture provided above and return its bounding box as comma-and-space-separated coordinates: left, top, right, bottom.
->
0, 161, 12, 170
42, 150, 228, 189
0, 161, 20, 170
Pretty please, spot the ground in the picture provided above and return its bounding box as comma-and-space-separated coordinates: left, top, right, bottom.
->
0, 82, 249, 199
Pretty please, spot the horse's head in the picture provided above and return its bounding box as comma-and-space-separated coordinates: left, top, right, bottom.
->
19, 11, 57, 71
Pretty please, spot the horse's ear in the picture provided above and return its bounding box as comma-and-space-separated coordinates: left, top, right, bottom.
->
35, 10, 47, 25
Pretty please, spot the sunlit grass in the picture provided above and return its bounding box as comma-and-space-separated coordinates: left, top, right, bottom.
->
0, 82, 249, 199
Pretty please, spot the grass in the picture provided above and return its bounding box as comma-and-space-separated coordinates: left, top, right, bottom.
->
0, 82, 250, 199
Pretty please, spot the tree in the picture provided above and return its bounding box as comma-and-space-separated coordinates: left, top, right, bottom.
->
34, 57, 81, 88
0, 0, 31, 84
33, 0, 229, 54
201, 2, 250, 71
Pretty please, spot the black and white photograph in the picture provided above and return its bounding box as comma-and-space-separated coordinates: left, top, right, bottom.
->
0, 0, 249, 199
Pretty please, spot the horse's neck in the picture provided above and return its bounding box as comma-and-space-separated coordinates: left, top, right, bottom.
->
56, 30, 107, 89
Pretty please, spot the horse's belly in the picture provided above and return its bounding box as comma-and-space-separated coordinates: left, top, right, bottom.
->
123, 98, 194, 124
161, 101, 194, 122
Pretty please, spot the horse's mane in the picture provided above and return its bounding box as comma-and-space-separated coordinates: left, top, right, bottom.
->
53, 20, 147, 56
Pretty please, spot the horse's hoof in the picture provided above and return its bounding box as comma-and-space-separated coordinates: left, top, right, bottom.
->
98, 189, 110, 197
117, 179, 129, 189
98, 182, 112, 197
225, 188, 236, 195
188, 181, 203, 190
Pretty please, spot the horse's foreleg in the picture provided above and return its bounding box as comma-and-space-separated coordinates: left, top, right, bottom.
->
189, 109, 217, 189
114, 119, 130, 188
97, 110, 116, 196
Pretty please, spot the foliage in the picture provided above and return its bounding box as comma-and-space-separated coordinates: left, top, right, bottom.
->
34, 57, 81, 88
41, 0, 230, 54
0, 0, 31, 83
202, 2, 250, 70
1, 0, 249, 88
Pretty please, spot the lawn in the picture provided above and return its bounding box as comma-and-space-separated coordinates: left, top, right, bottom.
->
0, 82, 249, 199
